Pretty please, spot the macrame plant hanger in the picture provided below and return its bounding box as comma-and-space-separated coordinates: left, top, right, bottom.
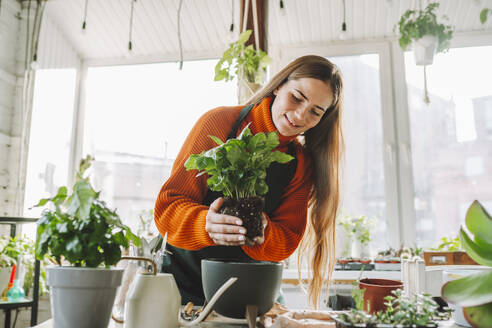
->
414, 0, 431, 104
128, 0, 137, 51
239, 0, 261, 101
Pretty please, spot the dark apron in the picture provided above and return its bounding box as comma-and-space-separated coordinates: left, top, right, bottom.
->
162, 104, 298, 305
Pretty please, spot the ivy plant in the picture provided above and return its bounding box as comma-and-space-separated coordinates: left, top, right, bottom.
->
395, 2, 453, 53
35, 155, 140, 268
214, 30, 272, 84
185, 124, 293, 199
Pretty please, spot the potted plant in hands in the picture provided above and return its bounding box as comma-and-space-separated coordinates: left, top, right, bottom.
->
214, 30, 272, 103
442, 200, 492, 328
35, 155, 140, 328
185, 124, 293, 243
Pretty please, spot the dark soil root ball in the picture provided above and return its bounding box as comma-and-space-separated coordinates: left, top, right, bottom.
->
220, 197, 264, 239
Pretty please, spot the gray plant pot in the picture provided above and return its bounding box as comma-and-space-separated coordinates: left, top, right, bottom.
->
47, 266, 123, 328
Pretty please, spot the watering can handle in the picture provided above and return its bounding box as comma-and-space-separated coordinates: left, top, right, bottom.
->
111, 256, 158, 324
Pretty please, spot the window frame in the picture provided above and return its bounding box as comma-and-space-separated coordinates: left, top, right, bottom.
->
273, 32, 492, 248
272, 41, 402, 248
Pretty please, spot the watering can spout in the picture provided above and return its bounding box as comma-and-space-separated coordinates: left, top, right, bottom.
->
179, 277, 237, 326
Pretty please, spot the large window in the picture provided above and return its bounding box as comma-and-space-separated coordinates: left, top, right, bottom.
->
83, 59, 237, 232
328, 54, 387, 255
405, 46, 492, 247
24, 69, 77, 237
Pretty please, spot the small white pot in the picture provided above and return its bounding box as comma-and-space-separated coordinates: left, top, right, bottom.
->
351, 239, 362, 258
413, 35, 438, 66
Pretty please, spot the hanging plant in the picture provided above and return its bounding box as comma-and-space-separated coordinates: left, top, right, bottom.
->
395, 2, 453, 104
214, 30, 272, 84
396, 2, 453, 59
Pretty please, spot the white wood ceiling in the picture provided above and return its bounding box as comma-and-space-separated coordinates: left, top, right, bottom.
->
40, 0, 492, 64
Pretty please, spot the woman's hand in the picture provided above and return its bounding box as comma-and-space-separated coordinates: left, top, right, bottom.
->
206, 198, 246, 246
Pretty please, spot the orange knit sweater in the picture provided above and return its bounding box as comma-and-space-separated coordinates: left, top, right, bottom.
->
154, 97, 313, 262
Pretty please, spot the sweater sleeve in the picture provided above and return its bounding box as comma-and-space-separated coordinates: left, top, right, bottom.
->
242, 143, 312, 262
154, 107, 238, 250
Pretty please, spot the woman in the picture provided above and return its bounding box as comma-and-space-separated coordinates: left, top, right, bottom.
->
154, 55, 343, 308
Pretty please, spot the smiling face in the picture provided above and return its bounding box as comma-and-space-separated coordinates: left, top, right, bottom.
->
271, 78, 334, 137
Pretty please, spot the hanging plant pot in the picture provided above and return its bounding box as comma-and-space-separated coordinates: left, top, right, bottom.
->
413, 35, 439, 66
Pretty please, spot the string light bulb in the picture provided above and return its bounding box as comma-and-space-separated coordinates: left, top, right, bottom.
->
82, 0, 89, 33
339, 0, 347, 40
279, 0, 286, 16
339, 22, 347, 40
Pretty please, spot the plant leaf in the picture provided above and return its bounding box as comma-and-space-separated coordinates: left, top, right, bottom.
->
465, 200, 492, 244
460, 227, 492, 266
209, 135, 224, 145
237, 30, 252, 45
463, 302, 492, 327
480, 8, 491, 24
441, 270, 492, 307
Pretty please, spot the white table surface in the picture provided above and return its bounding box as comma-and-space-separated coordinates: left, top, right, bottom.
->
33, 318, 461, 328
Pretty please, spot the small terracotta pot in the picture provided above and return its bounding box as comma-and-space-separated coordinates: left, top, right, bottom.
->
359, 278, 403, 314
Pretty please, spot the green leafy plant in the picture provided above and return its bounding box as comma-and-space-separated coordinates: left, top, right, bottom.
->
185, 124, 294, 199
442, 200, 492, 327
430, 235, 462, 252
336, 289, 449, 327
35, 155, 140, 267
0, 235, 49, 296
352, 266, 367, 312
0, 236, 25, 267
481, 8, 492, 24
339, 215, 375, 245
375, 290, 445, 326
214, 30, 272, 84
395, 2, 453, 53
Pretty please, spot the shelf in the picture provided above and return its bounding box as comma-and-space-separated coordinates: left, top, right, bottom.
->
0, 298, 34, 309
0, 217, 37, 224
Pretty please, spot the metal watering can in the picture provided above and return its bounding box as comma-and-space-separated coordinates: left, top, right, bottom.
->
112, 256, 237, 328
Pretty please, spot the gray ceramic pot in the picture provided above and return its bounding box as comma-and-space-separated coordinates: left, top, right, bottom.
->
201, 258, 282, 319
47, 267, 123, 328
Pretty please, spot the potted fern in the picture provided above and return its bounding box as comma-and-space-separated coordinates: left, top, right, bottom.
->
396, 2, 453, 66
35, 155, 140, 328
214, 30, 272, 103
441, 200, 492, 327
185, 124, 293, 242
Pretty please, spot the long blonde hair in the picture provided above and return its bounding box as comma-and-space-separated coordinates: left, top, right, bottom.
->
246, 55, 344, 308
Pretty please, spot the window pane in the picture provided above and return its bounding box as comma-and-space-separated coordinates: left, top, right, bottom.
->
405, 46, 492, 247
83, 60, 237, 232
328, 54, 387, 256
24, 69, 77, 237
